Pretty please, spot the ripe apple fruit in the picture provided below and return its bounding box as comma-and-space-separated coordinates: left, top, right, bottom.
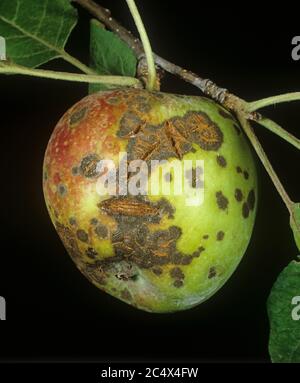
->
43, 88, 257, 313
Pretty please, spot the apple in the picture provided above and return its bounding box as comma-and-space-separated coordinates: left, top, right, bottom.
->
43, 88, 257, 313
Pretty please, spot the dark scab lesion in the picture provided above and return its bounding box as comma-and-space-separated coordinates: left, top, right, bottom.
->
95, 223, 108, 239
106, 96, 120, 105
76, 229, 89, 243
170, 267, 185, 280
203, 234, 209, 240
102, 196, 203, 270
118, 111, 144, 138
234, 188, 243, 202
90, 218, 98, 226
57, 184, 67, 197
156, 198, 175, 219
216, 231, 225, 241
86, 247, 98, 259
243, 170, 249, 180
69, 106, 88, 126
152, 267, 163, 276
80, 153, 101, 178
184, 111, 224, 151
173, 279, 184, 288
71, 166, 80, 176
247, 189, 256, 210
216, 155, 227, 168
208, 267, 217, 279
242, 202, 250, 218
55, 221, 82, 261
216, 191, 229, 210
69, 217, 77, 226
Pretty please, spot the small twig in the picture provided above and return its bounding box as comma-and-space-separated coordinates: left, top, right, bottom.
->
125, 0, 157, 91
248, 92, 300, 112
257, 118, 300, 150
237, 114, 293, 213
0, 61, 142, 87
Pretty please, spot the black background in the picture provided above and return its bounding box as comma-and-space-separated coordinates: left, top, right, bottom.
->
0, 0, 299, 362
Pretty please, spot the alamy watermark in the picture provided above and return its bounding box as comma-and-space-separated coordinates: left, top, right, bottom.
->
291, 36, 300, 61
291, 296, 300, 321
0, 36, 6, 61
94, 153, 204, 206
0, 296, 6, 320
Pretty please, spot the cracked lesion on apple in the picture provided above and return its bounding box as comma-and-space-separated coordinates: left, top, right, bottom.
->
97, 196, 205, 276
118, 109, 224, 166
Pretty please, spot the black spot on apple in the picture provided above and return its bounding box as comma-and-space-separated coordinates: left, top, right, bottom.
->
242, 202, 250, 218
71, 166, 80, 176
118, 111, 144, 138
80, 154, 101, 178
170, 267, 185, 280
152, 267, 163, 276
173, 279, 184, 288
57, 184, 67, 197
106, 96, 120, 105
55, 222, 82, 261
216, 191, 229, 210
235, 188, 243, 202
247, 189, 256, 210
203, 234, 209, 239
236, 166, 242, 174
90, 218, 98, 225
243, 170, 249, 180
86, 247, 98, 259
217, 231, 225, 241
216, 155, 227, 167
77, 229, 89, 243
95, 224, 108, 239
69, 217, 77, 226
69, 106, 88, 125
208, 267, 217, 279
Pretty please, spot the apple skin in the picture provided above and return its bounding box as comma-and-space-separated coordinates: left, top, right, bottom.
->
43, 88, 257, 313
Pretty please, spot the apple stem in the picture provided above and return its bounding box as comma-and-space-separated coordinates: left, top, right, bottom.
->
124, 0, 157, 91
0, 62, 142, 88
247, 92, 300, 112
237, 113, 293, 213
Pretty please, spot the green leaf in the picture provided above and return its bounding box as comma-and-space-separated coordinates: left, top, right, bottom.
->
89, 19, 137, 93
0, 0, 77, 67
290, 203, 300, 251
267, 260, 300, 362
